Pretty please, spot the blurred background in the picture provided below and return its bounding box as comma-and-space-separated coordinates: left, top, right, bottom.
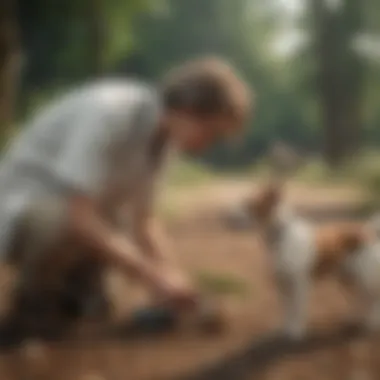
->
1, 0, 380, 171
1, 1, 380, 379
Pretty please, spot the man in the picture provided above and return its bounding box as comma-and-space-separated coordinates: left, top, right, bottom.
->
0, 57, 252, 338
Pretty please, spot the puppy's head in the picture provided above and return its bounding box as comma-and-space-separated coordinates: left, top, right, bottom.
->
224, 180, 287, 231
242, 181, 284, 230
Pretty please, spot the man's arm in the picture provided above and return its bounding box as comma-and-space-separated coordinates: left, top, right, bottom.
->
128, 182, 198, 302
131, 202, 176, 265
69, 196, 159, 285
129, 173, 182, 267
53, 94, 194, 306
67, 195, 194, 306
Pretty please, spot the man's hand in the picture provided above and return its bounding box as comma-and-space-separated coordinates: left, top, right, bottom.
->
150, 265, 199, 312
132, 217, 177, 265
69, 196, 199, 312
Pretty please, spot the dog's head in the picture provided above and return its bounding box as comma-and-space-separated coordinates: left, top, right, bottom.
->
227, 180, 288, 234
245, 182, 282, 226
243, 143, 299, 230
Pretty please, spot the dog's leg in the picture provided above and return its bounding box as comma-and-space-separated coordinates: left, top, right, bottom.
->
348, 282, 378, 380
361, 288, 380, 331
348, 253, 380, 331
278, 271, 309, 339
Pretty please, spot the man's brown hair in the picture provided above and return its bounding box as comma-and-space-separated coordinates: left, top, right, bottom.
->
161, 56, 253, 125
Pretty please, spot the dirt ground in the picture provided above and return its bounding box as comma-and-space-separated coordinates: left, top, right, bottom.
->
0, 180, 379, 380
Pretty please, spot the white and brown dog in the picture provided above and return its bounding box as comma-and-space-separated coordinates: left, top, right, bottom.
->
235, 180, 380, 339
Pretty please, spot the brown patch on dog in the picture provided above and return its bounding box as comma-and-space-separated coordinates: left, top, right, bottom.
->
313, 222, 375, 276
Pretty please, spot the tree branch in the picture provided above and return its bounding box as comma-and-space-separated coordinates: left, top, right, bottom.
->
174, 323, 371, 380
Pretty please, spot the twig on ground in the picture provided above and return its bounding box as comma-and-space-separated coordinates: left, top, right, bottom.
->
172, 323, 372, 380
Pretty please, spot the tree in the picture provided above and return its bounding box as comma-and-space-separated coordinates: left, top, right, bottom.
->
311, 0, 365, 166
16, 0, 156, 118
0, 0, 21, 138
86, 0, 106, 76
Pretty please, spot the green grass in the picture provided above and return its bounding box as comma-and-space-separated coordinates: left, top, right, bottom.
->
165, 151, 380, 191
250, 157, 343, 184
195, 271, 250, 298
343, 151, 380, 206
158, 151, 380, 221
248, 151, 380, 188
295, 159, 336, 183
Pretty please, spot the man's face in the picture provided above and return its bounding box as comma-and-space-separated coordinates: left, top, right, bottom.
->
168, 112, 240, 154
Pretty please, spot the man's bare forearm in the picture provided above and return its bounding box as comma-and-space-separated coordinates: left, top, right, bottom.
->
69, 197, 162, 288
134, 219, 176, 265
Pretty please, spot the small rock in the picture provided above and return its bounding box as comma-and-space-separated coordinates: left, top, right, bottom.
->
21, 339, 49, 374
196, 299, 229, 335
80, 373, 106, 380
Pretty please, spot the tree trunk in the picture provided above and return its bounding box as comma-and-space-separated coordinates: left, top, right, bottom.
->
87, 0, 105, 76
0, 0, 21, 141
311, 0, 364, 167
339, 0, 364, 158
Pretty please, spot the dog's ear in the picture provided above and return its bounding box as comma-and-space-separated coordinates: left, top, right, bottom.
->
262, 181, 283, 207
250, 181, 283, 222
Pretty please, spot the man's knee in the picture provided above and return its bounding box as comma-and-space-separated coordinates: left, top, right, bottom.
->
7, 196, 109, 323
7, 195, 69, 265
23, 196, 69, 241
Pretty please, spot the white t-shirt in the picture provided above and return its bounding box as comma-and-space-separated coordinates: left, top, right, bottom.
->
0, 79, 169, 257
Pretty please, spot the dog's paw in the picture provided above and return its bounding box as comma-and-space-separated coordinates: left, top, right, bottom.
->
364, 311, 380, 332
349, 369, 373, 380
282, 323, 306, 340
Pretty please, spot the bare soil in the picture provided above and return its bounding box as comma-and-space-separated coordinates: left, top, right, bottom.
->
0, 180, 378, 380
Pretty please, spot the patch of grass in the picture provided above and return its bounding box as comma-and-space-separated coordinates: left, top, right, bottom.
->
195, 271, 250, 298
294, 151, 380, 189
344, 151, 380, 206
295, 159, 334, 183
248, 153, 379, 187
248, 156, 334, 184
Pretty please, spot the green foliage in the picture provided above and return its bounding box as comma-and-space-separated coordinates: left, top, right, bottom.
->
15, 0, 380, 167
102, 0, 163, 68
17, 0, 159, 112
